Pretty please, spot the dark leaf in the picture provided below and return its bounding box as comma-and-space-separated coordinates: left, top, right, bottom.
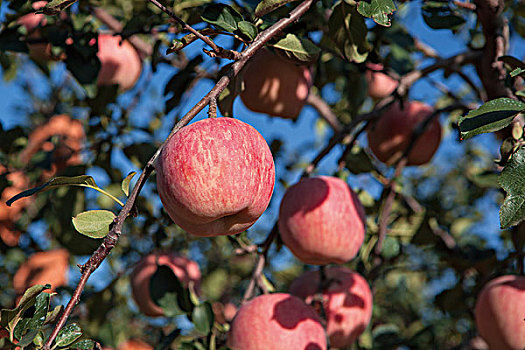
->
54, 323, 82, 348
499, 147, 525, 229
254, 0, 298, 17
191, 302, 214, 334
421, 1, 466, 30
201, 4, 243, 32
357, 0, 396, 27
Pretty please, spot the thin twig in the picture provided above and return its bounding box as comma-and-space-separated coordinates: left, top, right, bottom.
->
306, 92, 343, 132
42, 1, 315, 348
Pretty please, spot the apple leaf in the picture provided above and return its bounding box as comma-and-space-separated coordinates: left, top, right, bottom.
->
498, 55, 525, 71
72, 210, 115, 239
271, 33, 320, 63
254, 0, 298, 17
13, 292, 50, 341
458, 98, 525, 140
150, 265, 194, 315
421, 1, 466, 30
121, 171, 137, 197
321, 1, 369, 63
7, 175, 124, 207
71, 339, 96, 349
357, 0, 396, 27
237, 21, 258, 42
192, 302, 214, 334
40, 0, 77, 15
54, 323, 82, 348
201, 4, 243, 33
499, 147, 525, 229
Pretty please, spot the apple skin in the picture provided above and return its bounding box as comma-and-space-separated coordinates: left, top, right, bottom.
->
116, 339, 153, 350
365, 63, 398, 100
17, 1, 53, 62
240, 48, 313, 119
130, 253, 201, 317
13, 249, 69, 295
96, 34, 142, 91
156, 117, 275, 237
0, 167, 30, 223
278, 176, 366, 265
290, 267, 373, 348
227, 293, 327, 350
367, 101, 442, 166
475, 275, 525, 350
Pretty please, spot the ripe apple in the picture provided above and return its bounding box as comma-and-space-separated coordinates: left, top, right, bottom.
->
475, 275, 525, 350
130, 253, 201, 317
13, 249, 69, 295
240, 48, 312, 119
212, 302, 238, 324
0, 222, 22, 247
0, 166, 30, 223
96, 34, 142, 91
155, 117, 275, 237
367, 101, 442, 166
17, 1, 54, 62
227, 293, 327, 350
290, 267, 373, 348
20, 114, 85, 178
116, 339, 153, 350
365, 63, 398, 100
278, 176, 366, 265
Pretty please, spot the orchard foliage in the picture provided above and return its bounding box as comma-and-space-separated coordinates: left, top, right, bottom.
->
0, 0, 524, 348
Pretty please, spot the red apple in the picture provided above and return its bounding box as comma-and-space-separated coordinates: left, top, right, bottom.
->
155, 117, 275, 236
227, 293, 327, 350
130, 253, 201, 317
367, 101, 442, 166
116, 339, 153, 350
17, 1, 53, 62
475, 275, 525, 350
278, 176, 366, 265
0, 166, 30, 223
240, 48, 312, 119
290, 267, 373, 348
13, 249, 69, 295
365, 63, 398, 100
96, 34, 142, 91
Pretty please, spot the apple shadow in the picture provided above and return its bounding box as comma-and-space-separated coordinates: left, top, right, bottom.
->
285, 177, 330, 216
271, 295, 322, 330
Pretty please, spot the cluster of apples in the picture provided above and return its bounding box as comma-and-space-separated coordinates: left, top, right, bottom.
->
17, 2, 141, 91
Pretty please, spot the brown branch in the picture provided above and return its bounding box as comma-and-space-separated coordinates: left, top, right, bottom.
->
42, 0, 315, 348
148, 0, 241, 60
306, 92, 343, 133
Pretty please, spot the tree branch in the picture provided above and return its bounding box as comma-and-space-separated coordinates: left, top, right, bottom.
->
42, 0, 315, 348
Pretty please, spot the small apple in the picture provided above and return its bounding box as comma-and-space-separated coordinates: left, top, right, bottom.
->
96, 34, 142, 91
0, 166, 30, 223
367, 101, 442, 166
240, 48, 313, 119
212, 302, 237, 324
290, 267, 373, 348
365, 63, 398, 100
155, 117, 275, 237
278, 176, 366, 265
0, 222, 22, 247
130, 253, 201, 317
116, 339, 153, 350
227, 293, 327, 350
13, 249, 69, 295
475, 275, 525, 350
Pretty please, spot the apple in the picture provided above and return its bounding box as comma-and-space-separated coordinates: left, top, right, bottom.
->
367, 101, 442, 166
155, 117, 275, 237
17, 1, 54, 62
365, 63, 398, 100
290, 267, 373, 348
130, 253, 201, 317
0, 166, 30, 223
278, 176, 366, 265
475, 275, 525, 350
116, 339, 153, 350
240, 48, 313, 119
227, 293, 327, 350
96, 34, 142, 91
13, 249, 69, 295
0, 222, 22, 247
212, 302, 238, 324
19, 114, 85, 178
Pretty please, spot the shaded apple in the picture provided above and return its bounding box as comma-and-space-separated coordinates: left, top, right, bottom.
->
278, 176, 365, 265
365, 63, 398, 100
130, 253, 201, 317
155, 117, 275, 236
13, 249, 69, 295
227, 293, 327, 350
367, 100, 442, 166
475, 275, 525, 350
290, 267, 373, 348
240, 48, 312, 119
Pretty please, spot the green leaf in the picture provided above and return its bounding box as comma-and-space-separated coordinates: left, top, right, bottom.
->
342, 145, 375, 174
510, 67, 525, 77
499, 147, 525, 229
322, 1, 369, 63
40, 0, 77, 15
201, 4, 243, 32
271, 33, 320, 63
54, 323, 82, 348
6, 175, 124, 207
71, 339, 96, 349
150, 265, 194, 315
14, 292, 50, 341
458, 98, 525, 140
357, 0, 396, 27
44, 305, 63, 325
121, 171, 137, 197
237, 21, 258, 42
254, 0, 298, 17
192, 302, 214, 335
72, 210, 116, 239
421, 1, 466, 30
